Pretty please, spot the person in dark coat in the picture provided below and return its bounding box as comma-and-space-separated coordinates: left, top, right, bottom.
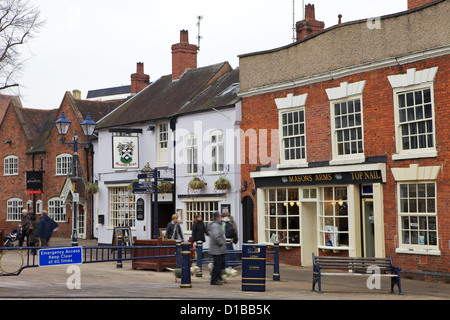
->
18, 209, 31, 247
28, 213, 40, 254
38, 210, 58, 247
192, 214, 207, 243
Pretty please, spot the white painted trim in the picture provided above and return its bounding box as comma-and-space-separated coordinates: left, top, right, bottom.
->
250, 162, 387, 183
388, 67, 438, 88
391, 164, 441, 181
275, 93, 308, 109
325, 81, 366, 101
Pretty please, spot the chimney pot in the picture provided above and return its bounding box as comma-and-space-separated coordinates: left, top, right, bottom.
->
73, 90, 81, 99
338, 14, 342, 24
171, 30, 198, 80
296, 3, 325, 41
131, 62, 150, 94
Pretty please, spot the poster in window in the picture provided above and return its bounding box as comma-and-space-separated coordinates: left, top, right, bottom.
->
112, 136, 139, 169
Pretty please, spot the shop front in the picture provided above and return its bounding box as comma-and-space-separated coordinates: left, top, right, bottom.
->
251, 162, 386, 266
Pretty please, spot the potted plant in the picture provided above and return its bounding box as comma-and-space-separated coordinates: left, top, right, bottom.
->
158, 181, 172, 193
86, 182, 99, 195
214, 177, 231, 191
188, 176, 206, 190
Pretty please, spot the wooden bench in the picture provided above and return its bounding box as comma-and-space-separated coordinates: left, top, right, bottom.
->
312, 253, 402, 294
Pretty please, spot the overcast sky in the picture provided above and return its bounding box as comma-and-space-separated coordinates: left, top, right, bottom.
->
15, 0, 407, 110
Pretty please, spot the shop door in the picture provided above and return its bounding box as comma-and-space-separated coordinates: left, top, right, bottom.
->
77, 203, 86, 239
362, 199, 375, 257
242, 196, 254, 243
301, 202, 317, 266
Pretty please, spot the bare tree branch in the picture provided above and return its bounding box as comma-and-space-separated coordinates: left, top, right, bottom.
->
0, 0, 44, 92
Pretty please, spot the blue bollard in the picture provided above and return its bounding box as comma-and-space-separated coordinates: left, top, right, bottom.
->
180, 242, 192, 288
176, 240, 182, 268
116, 235, 123, 268
196, 241, 203, 277
273, 241, 280, 281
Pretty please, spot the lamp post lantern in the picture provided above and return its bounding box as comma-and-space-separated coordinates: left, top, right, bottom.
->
54, 112, 97, 246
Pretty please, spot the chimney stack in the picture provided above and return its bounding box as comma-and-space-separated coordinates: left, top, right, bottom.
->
296, 4, 325, 41
171, 30, 198, 80
407, 0, 436, 10
73, 89, 81, 99
131, 62, 150, 94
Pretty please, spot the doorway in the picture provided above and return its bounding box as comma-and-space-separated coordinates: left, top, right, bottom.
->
242, 196, 254, 243
362, 199, 375, 257
301, 202, 317, 266
77, 203, 86, 239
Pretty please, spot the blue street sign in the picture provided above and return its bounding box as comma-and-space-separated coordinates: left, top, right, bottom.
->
38, 247, 83, 266
137, 172, 160, 179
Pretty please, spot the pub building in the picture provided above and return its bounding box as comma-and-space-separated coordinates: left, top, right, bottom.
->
238, 0, 449, 279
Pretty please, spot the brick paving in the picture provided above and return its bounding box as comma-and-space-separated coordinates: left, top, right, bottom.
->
0, 238, 448, 301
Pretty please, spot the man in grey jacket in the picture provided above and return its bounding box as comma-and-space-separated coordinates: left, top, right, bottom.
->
208, 211, 227, 285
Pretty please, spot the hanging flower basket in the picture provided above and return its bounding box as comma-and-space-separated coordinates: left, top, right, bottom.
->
158, 181, 172, 193
188, 177, 206, 190
214, 177, 231, 191
86, 182, 99, 195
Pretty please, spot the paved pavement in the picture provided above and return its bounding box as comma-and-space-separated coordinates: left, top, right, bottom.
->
0, 238, 448, 302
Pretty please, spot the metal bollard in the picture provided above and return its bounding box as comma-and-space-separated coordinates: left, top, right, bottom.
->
176, 240, 182, 268
196, 241, 203, 277
180, 242, 192, 288
116, 234, 123, 268
273, 241, 280, 281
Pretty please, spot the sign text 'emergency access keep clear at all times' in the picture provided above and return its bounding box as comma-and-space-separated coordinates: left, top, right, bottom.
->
38, 247, 83, 267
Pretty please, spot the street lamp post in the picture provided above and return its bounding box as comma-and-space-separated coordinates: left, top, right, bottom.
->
55, 111, 97, 246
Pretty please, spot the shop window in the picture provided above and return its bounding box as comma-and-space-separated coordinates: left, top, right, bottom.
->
185, 201, 218, 232
109, 186, 135, 228
264, 188, 300, 245
398, 183, 438, 248
319, 187, 349, 248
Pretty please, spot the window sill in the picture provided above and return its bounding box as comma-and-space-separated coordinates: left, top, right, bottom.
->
329, 156, 365, 166
392, 149, 437, 161
277, 161, 308, 169
395, 247, 440, 256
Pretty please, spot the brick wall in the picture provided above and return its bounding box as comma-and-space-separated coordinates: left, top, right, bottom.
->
240, 55, 450, 274
408, 0, 438, 10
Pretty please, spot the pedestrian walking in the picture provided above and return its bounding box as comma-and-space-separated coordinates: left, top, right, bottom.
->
166, 214, 184, 241
28, 212, 40, 254
192, 214, 207, 243
18, 209, 31, 247
38, 210, 58, 246
208, 211, 226, 285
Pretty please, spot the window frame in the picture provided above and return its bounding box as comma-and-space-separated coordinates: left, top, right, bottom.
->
55, 153, 73, 176
278, 107, 307, 166
108, 186, 136, 228
6, 198, 23, 221
48, 197, 66, 222
264, 188, 301, 246
392, 84, 437, 160
184, 200, 218, 232
330, 96, 365, 162
396, 182, 439, 254
157, 122, 169, 166
185, 133, 198, 175
4, 155, 19, 176
210, 130, 224, 173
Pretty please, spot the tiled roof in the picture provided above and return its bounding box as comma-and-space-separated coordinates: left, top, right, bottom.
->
97, 62, 239, 128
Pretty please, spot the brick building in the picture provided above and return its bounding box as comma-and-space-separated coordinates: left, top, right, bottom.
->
238, 0, 449, 280
0, 91, 124, 241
